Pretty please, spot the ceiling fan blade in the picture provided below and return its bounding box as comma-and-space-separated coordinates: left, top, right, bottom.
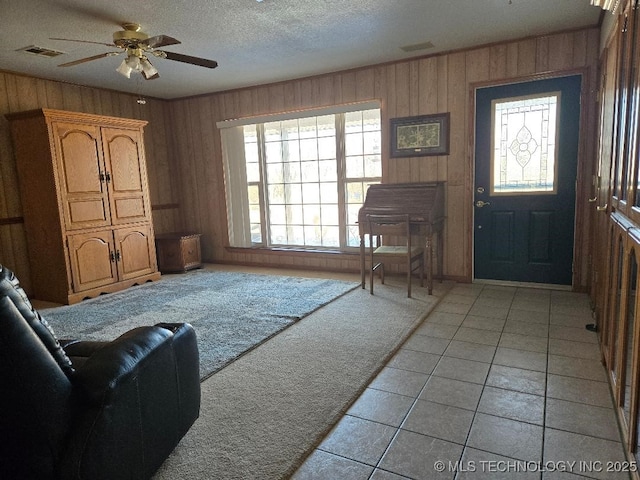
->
50, 37, 116, 47
143, 35, 181, 49
161, 51, 218, 69
58, 52, 121, 67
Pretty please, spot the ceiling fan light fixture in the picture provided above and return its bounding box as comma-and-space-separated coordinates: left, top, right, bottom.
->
140, 57, 158, 79
116, 59, 133, 78
125, 55, 141, 70
53, 24, 218, 80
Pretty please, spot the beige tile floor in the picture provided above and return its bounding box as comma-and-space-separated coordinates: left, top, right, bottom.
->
292, 283, 633, 480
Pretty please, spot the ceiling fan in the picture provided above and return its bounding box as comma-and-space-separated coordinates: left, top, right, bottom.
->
51, 23, 218, 80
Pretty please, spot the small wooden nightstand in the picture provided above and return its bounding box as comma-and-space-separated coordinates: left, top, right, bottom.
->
155, 233, 202, 273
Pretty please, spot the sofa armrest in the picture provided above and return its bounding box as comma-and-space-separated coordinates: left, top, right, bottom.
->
62, 339, 110, 370
73, 326, 172, 404
62, 339, 107, 357
61, 323, 199, 480
155, 322, 200, 435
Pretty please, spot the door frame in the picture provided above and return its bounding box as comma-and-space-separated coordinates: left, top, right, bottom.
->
468, 68, 592, 289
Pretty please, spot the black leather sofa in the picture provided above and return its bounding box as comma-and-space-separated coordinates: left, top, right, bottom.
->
0, 265, 201, 480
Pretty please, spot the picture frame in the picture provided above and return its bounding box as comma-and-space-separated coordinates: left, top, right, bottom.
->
389, 112, 450, 157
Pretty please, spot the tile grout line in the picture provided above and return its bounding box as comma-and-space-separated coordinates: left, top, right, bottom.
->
540, 288, 552, 480
366, 286, 468, 479
451, 285, 518, 479
427, 286, 488, 478
450, 284, 493, 479
367, 285, 488, 479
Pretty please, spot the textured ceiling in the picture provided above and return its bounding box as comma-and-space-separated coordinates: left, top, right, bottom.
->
0, 0, 602, 100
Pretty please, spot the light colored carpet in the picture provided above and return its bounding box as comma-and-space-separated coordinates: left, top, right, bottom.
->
154, 276, 450, 480
40, 270, 357, 379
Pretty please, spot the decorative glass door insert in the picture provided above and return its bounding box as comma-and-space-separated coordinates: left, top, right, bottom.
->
491, 93, 560, 195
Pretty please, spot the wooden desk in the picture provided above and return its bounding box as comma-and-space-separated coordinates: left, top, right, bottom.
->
358, 182, 445, 295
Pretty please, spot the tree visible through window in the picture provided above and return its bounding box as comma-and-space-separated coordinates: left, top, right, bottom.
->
242, 108, 381, 249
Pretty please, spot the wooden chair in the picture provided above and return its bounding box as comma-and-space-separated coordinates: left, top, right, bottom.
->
364, 213, 425, 298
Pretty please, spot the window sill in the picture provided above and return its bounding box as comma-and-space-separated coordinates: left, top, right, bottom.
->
226, 246, 359, 256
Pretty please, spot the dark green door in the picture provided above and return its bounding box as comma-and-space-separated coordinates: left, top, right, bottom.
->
474, 75, 581, 285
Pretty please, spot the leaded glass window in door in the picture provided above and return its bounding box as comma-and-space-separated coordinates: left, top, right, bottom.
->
491, 92, 560, 195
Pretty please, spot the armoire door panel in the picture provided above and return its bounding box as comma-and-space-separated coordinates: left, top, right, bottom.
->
106, 135, 144, 191
101, 127, 150, 225
54, 122, 111, 230
68, 200, 110, 224
115, 225, 157, 280
68, 231, 118, 292
112, 197, 147, 220
58, 126, 102, 194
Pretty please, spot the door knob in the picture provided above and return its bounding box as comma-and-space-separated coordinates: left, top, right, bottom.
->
475, 200, 491, 208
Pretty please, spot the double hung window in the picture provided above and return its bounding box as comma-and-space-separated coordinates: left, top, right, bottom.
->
219, 103, 381, 250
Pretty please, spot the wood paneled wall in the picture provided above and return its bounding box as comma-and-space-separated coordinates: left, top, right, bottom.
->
168, 27, 601, 286
0, 27, 602, 293
0, 73, 182, 292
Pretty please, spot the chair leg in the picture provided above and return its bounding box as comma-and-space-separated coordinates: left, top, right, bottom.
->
369, 265, 374, 295
371, 263, 386, 293
407, 256, 412, 298
437, 229, 444, 284
360, 242, 365, 289
427, 235, 434, 295
369, 250, 374, 295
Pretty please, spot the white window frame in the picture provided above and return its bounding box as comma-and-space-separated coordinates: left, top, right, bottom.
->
218, 101, 381, 251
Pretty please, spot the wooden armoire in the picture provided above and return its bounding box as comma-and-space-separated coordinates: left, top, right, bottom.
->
6, 109, 160, 304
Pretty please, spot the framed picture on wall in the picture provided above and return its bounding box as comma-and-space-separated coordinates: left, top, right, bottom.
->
390, 112, 450, 157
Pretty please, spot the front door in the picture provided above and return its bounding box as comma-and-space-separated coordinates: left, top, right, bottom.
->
473, 75, 581, 285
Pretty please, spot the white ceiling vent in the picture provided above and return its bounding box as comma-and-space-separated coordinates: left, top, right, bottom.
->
17, 45, 65, 58
400, 41, 435, 53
